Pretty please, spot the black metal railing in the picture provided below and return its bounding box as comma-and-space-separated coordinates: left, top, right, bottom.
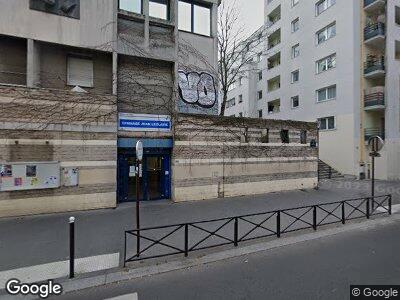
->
364, 22, 385, 41
364, 56, 385, 74
124, 195, 392, 265
364, 0, 384, 8
365, 128, 385, 141
364, 92, 385, 108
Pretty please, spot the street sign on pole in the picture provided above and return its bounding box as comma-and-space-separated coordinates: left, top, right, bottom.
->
136, 140, 143, 161
368, 136, 384, 153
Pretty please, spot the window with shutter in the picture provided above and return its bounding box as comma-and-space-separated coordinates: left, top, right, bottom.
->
67, 56, 94, 88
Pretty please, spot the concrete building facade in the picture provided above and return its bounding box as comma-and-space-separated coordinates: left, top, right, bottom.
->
0, 0, 318, 217
225, 0, 400, 181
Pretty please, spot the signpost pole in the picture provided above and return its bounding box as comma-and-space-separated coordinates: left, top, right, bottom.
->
371, 152, 375, 211
368, 136, 384, 214
136, 158, 140, 257
135, 141, 143, 257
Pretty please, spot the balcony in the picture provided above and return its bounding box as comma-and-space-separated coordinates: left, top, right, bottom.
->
365, 128, 385, 141
268, 99, 281, 114
364, 22, 385, 48
267, 75, 280, 92
364, 90, 385, 110
267, 29, 281, 50
364, 0, 386, 13
267, 5, 281, 27
267, 52, 281, 70
364, 56, 385, 79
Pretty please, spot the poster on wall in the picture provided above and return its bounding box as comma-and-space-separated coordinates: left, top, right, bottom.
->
177, 70, 219, 115
62, 167, 79, 187
0, 165, 12, 177
0, 162, 60, 192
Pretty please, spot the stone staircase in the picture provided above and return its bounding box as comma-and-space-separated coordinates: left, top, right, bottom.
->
318, 160, 344, 180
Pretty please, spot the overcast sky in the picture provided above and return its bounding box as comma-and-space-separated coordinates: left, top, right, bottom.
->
223, 0, 264, 39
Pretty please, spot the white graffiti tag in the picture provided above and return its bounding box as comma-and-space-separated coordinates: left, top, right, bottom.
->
178, 71, 217, 108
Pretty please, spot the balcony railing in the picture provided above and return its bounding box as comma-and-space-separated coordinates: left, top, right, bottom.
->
364, 22, 385, 41
364, 92, 385, 108
364, 0, 385, 8
365, 128, 385, 141
268, 40, 281, 50
364, 56, 385, 74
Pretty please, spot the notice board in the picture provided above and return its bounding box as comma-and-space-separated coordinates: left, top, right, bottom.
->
0, 162, 60, 191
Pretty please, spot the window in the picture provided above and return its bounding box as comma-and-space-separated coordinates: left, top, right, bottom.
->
316, 54, 336, 73
239, 95, 243, 103
258, 90, 263, 100
316, 22, 336, 44
178, 1, 211, 36
228, 81, 237, 91
258, 71, 263, 81
238, 77, 243, 86
280, 130, 290, 143
291, 18, 299, 33
256, 52, 263, 62
261, 129, 269, 143
178, 1, 191, 31
291, 96, 299, 108
316, 0, 336, 16
119, 0, 142, 14
67, 56, 94, 87
258, 110, 263, 118
291, 70, 299, 83
149, 0, 169, 20
194, 4, 211, 36
396, 6, 400, 25
317, 85, 336, 102
226, 98, 236, 108
292, 0, 299, 7
300, 130, 307, 144
292, 44, 300, 58
318, 116, 335, 130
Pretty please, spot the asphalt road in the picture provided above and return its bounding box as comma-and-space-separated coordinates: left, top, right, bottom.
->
59, 217, 400, 300
0, 178, 398, 271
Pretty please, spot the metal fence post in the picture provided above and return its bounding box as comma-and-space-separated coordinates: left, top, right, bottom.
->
389, 195, 392, 215
276, 211, 281, 238
69, 216, 75, 279
366, 198, 370, 219
234, 217, 238, 246
341, 202, 345, 224
123, 232, 127, 267
184, 224, 189, 257
313, 206, 317, 230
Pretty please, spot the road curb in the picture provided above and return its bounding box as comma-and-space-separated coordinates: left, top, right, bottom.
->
55, 213, 400, 295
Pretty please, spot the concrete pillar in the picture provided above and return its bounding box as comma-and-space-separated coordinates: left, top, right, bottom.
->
27, 39, 40, 87
112, 51, 118, 95
143, 0, 150, 49
211, 3, 219, 75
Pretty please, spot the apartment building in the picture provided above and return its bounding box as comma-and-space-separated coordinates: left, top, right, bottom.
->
225, 0, 400, 180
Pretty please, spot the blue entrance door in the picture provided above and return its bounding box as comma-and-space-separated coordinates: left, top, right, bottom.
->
118, 151, 171, 202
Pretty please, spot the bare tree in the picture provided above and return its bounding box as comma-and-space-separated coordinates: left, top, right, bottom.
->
218, 1, 270, 116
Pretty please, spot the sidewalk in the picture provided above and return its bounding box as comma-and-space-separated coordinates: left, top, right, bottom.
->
0, 178, 398, 274
2, 212, 399, 299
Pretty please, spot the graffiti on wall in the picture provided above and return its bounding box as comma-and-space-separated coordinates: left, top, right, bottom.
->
30, 0, 80, 19
178, 71, 218, 115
